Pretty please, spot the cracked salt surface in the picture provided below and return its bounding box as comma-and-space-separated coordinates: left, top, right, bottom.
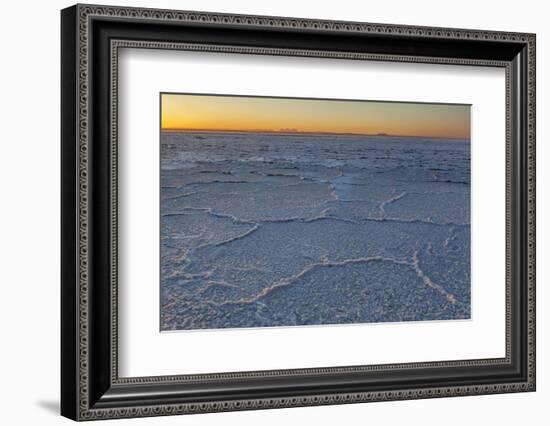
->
160, 132, 471, 331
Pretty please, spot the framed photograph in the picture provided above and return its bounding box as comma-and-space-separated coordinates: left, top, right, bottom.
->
61, 4, 536, 421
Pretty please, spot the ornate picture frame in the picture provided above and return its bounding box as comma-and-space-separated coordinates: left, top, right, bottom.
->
61, 4, 535, 421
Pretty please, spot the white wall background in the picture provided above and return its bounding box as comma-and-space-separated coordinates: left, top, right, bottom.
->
0, 0, 546, 424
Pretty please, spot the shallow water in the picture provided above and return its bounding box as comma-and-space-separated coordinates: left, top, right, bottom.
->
160, 132, 471, 331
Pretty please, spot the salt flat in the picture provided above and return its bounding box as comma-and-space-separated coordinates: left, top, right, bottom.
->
160, 132, 471, 331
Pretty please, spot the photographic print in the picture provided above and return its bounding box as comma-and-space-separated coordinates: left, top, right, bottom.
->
160, 93, 471, 331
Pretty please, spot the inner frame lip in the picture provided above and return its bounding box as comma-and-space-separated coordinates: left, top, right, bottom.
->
109, 38, 512, 386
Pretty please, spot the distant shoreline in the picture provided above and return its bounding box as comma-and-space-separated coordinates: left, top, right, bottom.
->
161, 129, 469, 141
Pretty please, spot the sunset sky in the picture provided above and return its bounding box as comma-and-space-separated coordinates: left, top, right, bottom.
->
161, 93, 470, 139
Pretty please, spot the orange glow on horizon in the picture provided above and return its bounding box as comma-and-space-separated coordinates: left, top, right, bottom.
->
161, 93, 470, 139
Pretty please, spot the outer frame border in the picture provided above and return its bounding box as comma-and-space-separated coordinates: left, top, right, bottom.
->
62, 3, 535, 421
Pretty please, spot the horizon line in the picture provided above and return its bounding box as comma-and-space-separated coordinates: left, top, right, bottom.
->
160, 128, 470, 140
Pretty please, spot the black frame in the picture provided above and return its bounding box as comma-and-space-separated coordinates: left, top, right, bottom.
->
61, 4, 536, 421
